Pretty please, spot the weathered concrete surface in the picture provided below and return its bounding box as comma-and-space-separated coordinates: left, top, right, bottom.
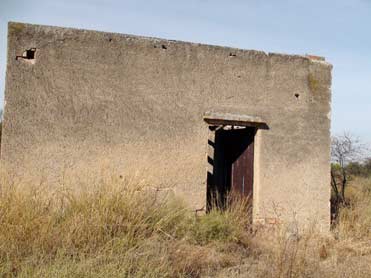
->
1, 22, 332, 230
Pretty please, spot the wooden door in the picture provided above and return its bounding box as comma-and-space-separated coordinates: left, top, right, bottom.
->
229, 129, 254, 199
208, 127, 255, 209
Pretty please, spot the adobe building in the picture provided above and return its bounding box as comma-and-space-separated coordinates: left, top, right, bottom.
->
1, 22, 332, 229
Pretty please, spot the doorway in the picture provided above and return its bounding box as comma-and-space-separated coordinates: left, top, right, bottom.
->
207, 127, 255, 211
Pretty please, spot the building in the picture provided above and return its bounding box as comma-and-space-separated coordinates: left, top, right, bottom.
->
1, 22, 332, 229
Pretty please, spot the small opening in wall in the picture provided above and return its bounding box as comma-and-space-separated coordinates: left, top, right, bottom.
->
295, 93, 300, 99
16, 48, 36, 60
229, 53, 237, 57
161, 44, 167, 50
25, 49, 35, 59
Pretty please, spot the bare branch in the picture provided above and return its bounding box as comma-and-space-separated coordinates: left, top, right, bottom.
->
331, 132, 367, 166
330, 132, 369, 220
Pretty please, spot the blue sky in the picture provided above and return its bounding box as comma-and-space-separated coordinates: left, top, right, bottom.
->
0, 0, 370, 141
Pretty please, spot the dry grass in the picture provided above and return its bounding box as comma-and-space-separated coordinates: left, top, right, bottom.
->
0, 176, 251, 277
337, 177, 371, 240
217, 176, 371, 278
0, 176, 371, 277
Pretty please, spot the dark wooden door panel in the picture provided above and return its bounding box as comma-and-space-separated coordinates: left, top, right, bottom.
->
208, 127, 255, 209
231, 132, 254, 198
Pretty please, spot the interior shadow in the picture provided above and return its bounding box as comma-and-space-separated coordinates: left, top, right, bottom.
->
207, 127, 256, 211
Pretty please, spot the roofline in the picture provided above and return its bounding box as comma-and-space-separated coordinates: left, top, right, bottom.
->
7, 21, 332, 67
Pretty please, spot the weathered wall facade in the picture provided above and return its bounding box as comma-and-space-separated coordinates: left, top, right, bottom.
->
1, 22, 332, 229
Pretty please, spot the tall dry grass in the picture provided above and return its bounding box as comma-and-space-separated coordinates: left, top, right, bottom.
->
0, 176, 371, 277
215, 176, 371, 278
336, 177, 371, 240
0, 176, 252, 277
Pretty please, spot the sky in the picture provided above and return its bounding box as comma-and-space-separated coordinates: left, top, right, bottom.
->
0, 0, 370, 141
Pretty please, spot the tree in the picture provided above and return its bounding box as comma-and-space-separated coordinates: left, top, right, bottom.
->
331, 133, 367, 218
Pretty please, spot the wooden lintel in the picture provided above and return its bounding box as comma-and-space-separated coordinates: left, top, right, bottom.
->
203, 112, 267, 128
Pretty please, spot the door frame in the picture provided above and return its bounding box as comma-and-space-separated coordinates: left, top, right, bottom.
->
204, 112, 268, 222
206, 125, 255, 211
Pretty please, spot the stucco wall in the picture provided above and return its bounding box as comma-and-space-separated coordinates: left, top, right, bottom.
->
1, 22, 332, 229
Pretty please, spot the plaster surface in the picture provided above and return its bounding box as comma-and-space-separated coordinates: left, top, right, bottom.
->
1, 22, 332, 229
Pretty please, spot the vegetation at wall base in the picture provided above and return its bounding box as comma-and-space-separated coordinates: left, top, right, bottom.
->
0, 176, 371, 277
0, 177, 252, 277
